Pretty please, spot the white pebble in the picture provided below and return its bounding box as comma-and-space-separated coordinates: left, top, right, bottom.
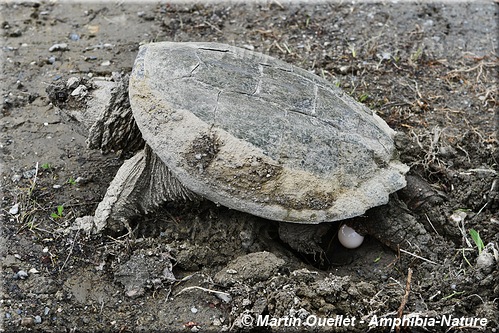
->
71, 85, 88, 98
49, 43, 69, 52
66, 77, 80, 90
16, 270, 29, 279
9, 203, 19, 215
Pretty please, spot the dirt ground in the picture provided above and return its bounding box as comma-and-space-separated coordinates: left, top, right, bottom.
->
1, 1, 498, 332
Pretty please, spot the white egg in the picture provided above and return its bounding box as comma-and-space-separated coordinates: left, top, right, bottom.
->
338, 224, 364, 249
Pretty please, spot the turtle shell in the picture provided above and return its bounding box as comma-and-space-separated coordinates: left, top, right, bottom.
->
129, 42, 408, 224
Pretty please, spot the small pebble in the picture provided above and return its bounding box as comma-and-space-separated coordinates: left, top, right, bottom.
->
21, 317, 35, 327
380, 52, 392, 60
49, 43, 69, 52
190, 306, 198, 314
338, 65, 350, 74
34, 315, 42, 324
476, 250, 495, 274
48, 56, 56, 64
53, 184, 62, 189
9, 203, 19, 215
449, 211, 467, 224
66, 77, 80, 90
5, 313, 11, 319
44, 307, 50, 316
215, 292, 232, 303
69, 33, 80, 41
191, 326, 199, 333
71, 85, 88, 98
11, 174, 22, 182
74, 176, 86, 184
23, 169, 37, 179
16, 270, 29, 279
101, 60, 111, 67
28, 268, 39, 274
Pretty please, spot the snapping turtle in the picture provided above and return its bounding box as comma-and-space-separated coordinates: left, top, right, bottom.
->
51, 42, 449, 256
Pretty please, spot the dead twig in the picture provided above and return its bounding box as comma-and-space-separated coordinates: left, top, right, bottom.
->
28, 162, 39, 198
174, 286, 230, 298
399, 248, 439, 265
396, 267, 413, 333
60, 229, 80, 272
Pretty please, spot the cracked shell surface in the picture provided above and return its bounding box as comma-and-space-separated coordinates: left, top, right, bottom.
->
129, 42, 409, 224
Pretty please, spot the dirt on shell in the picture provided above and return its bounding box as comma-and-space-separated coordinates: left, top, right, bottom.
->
186, 132, 221, 173
1, 1, 498, 333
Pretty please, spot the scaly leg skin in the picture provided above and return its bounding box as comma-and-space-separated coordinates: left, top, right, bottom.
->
350, 195, 454, 263
75, 145, 198, 234
278, 222, 330, 255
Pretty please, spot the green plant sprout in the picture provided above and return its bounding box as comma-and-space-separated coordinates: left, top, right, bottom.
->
469, 229, 484, 254
410, 45, 423, 62
67, 177, 77, 185
51, 205, 64, 219
359, 94, 369, 103
41, 163, 52, 170
349, 44, 357, 58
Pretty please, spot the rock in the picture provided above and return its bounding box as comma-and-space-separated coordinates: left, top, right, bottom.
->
34, 315, 42, 324
476, 247, 496, 275
14, 270, 29, 279
21, 317, 35, 327
66, 77, 80, 90
49, 43, 69, 52
71, 85, 88, 98
22, 169, 37, 179
214, 252, 285, 287
69, 33, 80, 41
9, 203, 19, 215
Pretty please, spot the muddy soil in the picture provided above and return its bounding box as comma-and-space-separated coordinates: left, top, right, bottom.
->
1, 1, 498, 333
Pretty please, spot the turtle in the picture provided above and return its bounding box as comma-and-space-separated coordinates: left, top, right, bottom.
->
48, 42, 449, 257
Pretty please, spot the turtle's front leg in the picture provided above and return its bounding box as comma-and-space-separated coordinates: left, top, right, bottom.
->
75, 145, 198, 234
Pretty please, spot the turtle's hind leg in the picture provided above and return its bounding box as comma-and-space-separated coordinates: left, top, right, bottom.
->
75, 145, 198, 234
